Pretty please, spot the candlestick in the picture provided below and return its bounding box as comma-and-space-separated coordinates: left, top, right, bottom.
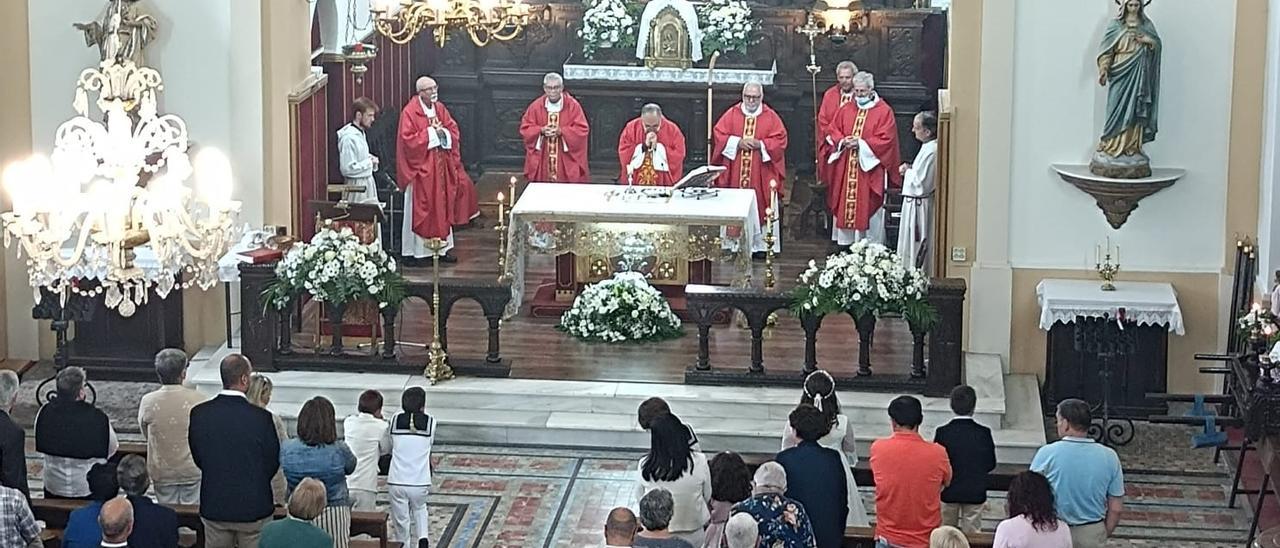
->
425, 238, 454, 384
508, 176, 517, 210
495, 192, 508, 282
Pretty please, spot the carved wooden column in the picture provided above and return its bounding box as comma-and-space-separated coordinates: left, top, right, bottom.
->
925, 277, 966, 397
238, 263, 279, 372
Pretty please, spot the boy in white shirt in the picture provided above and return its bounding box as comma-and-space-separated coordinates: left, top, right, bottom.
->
388, 387, 436, 548
344, 390, 391, 510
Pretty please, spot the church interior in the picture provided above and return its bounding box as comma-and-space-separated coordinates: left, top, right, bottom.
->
1, 0, 1279, 546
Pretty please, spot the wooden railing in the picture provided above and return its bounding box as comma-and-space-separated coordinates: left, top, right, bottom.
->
238, 262, 512, 375
683, 278, 967, 396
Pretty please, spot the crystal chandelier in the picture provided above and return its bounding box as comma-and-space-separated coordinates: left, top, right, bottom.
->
1, 57, 241, 317
370, 0, 535, 47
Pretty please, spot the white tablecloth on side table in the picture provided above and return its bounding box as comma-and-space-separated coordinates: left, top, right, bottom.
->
1036, 279, 1185, 335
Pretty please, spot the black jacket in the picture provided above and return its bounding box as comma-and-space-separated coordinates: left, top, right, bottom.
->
188, 394, 280, 522
933, 417, 997, 504
776, 440, 848, 548
126, 495, 178, 548
0, 410, 27, 498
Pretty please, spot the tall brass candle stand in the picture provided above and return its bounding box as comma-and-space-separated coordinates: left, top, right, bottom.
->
425, 238, 454, 384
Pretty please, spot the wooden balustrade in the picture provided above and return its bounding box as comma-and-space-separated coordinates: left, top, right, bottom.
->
238, 262, 512, 376
684, 278, 967, 396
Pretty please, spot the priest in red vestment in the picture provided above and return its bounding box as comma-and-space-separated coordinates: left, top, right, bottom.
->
817, 61, 858, 189
396, 76, 467, 264
519, 72, 591, 183
825, 70, 901, 249
616, 103, 687, 186
712, 82, 788, 254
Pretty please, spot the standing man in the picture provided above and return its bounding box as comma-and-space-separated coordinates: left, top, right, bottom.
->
712, 82, 789, 258
338, 97, 381, 204
138, 349, 208, 506
519, 73, 591, 183
869, 395, 952, 548
617, 103, 687, 186
397, 76, 464, 265
817, 61, 858, 191
189, 354, 280, 548
897, 111, 939, 273
35, 366, 118, 499
0, 371, 26, 498
1030, 399, 1124, 548
825, 70, 900, 250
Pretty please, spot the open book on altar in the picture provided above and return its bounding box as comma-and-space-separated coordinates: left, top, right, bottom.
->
671, 165, 726, 190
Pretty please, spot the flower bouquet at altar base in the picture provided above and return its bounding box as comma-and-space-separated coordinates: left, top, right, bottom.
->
578, 0, 640, 59
1237, 304, 1280, 346
789, 240, 936, 328
697, 0, 757, 55
261, 223, 406, 312
557, 271, 684, 343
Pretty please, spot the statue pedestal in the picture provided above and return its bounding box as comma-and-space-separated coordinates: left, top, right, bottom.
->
1051, 164, 1185, 229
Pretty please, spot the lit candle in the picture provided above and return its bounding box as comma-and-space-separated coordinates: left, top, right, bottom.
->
1095, 244, 1101, 265
769, 179, 779, 221
497, 192, 505, 222
508, 176, 517, 207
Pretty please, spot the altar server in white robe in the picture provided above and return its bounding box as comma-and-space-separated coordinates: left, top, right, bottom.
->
896, 111, 938, 274
338, 97, 380, 204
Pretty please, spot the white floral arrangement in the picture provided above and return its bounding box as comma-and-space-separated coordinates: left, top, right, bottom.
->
558, 271, 683, 343
1238, 303, 1280, 345
263, 223, 406, 311
791, 240, 916, 321
697, 0, 756, 55
578, 0, 638, 59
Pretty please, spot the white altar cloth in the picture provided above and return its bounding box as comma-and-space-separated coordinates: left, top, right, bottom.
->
1036, 279, 1185, 335
562, 62, 776, 85
504, 183, 760, 317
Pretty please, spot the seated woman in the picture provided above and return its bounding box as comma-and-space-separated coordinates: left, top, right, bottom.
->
993, 471, 1072, 548
261, 478, 334, 548
636, 414, 713, 547
731, 462, 816, 548
705, 451, 753, 548
281, 396, 358, 548
635, 488, 696, 548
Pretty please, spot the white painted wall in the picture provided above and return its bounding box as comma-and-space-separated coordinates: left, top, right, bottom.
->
1258, 0, 1280, 295
316, 0, 377, 54
26, 0, 266, 227
1006, 1, 1237, 273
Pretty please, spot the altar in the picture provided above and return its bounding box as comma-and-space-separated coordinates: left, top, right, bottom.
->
504, 182, 760, 317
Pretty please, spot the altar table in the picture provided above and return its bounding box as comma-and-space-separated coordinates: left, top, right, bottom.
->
1037, 279, 1184, 417
504, 183, 760, 318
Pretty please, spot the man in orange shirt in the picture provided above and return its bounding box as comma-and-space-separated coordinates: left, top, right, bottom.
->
869, 395, 953, 548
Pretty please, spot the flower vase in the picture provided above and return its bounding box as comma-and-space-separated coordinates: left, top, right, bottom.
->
328, 301, 347, 356
854, 313, 876, 376
910, 328, 927, 379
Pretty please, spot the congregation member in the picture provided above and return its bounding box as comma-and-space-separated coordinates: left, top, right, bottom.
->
0, 479, 39, 547
1031, 398, 1124, 548
722, 513, 759, 548
635, 488, 696, 548
188, 354, 281, 548
261, 478, 334, 548
705, 451, 753, 548
617, 104, 687, 186
397, 76, 472, 265
605, 507, 640, 548
636, 414, 712, 547
520, 72, 591, 183
0, 370, 27, 497
246, 373, 288, 505
137, 348, 207, 505
825, 70, 901, 251
99, 496, 135, 548
927, 526, 969, 548
35, 366, 118, 499
781, 370, 869, 526
338, 97, 381, 204
64, 463, 120, 548
896, 111, 939, 273
344, 389, 391, 511
993, 471, 1072, 548
116, 455, 178, 548
637, 397, 700, 449
775, 405, 847, 548
388, 387, 436, 548
712, 82, 788, 257
281, 396, 358, 548
932, 385, 995, 534
869, 395, 952, 548
816, 61, 859, 191
731, 462, 816, 548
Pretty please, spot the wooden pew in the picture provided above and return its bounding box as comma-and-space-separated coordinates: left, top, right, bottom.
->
739, 453, 1028, 492
843, 526, 996, 547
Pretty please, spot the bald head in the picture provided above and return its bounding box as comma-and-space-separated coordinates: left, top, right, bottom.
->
99, 496, 134, 542
416, 76, 439, 104
640, 103, 663, 133
604, 506, 638, 545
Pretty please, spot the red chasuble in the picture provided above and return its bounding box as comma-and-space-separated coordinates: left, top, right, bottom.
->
825, 97, 901, 231
396, 98, 474, 240
711, 103, 789, 223
518, 92, 591, 183
817, 85, 854, 187
616, 116, 687, 186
